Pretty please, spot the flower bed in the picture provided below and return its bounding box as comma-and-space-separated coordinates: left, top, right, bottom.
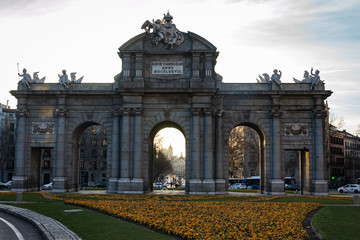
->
63, 195, 321, 239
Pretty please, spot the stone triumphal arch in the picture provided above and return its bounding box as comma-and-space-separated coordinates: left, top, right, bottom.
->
11, 13, 331, 195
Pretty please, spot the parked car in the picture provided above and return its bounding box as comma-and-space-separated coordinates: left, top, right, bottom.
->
337, 184, 360, 193
95, 182, 106, 188
155, 182, 162, 188
5, 181, 12, 189
0, 182, 6, 190
229, 183, 246, 189
42, 182, 53, 189
285, 184, 300, 191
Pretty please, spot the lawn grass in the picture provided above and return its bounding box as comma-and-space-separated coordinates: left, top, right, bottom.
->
313, 206, 360, 240
271, 196, 354, 205
2, 193, 171, 240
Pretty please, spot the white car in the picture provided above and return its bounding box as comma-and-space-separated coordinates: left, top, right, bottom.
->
229, 183, 246, 189
337, 184, 360, 193
42, 182, 53, 189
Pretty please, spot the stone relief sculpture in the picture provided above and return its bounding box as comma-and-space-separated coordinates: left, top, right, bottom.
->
32, 122, 55, 134
256, 69, 282, 88
18, 68, 46, 89
58, 70, 84, 88
293, 67, 322, 89
141, 11, 184, 49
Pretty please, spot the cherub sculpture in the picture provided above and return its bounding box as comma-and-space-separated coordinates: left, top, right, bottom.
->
18, 68, 32, 89
293, 67, 322, 89
58, 70, 71, 88
256, 69, 282, 88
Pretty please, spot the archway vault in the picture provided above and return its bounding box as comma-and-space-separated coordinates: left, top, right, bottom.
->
10, 24, 332, 195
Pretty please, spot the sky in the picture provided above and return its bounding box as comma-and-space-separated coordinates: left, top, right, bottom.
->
1, 0, 359, 155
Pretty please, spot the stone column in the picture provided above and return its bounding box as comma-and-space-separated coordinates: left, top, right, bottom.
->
203, 108, 215, 192
53, 108, 67, 192
189, 108, 202, 193
118, 108, 130, 192
108, 110, 120, 193
270, 100, 284, 195
131, 108, 143, 193
215, 109, 225, 192
312, 101, 328, 195
12, 109, 27, 191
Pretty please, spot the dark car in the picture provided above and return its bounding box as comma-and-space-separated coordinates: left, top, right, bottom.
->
285, 184, 300, 191
0, 182, 6, 190
95, 182, 106, 188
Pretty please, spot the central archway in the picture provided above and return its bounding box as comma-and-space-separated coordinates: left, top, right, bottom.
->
148, 121, 187, 192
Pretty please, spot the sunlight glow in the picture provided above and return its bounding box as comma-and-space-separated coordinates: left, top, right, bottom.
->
156, 127, 185, 157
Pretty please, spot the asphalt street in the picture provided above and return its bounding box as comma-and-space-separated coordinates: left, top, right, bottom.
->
0, 211, 43, 240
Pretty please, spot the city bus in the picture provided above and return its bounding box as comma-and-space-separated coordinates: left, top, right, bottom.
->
244, 176, 260, 189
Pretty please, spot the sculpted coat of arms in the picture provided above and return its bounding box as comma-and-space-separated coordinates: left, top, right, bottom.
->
141, 11, 184, 49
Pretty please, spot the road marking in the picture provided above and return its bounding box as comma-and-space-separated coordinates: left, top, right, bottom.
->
0, 217, 25, 240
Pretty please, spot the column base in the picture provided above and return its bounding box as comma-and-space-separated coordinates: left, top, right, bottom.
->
269, 179, 285, 195
117, 178, 131, 193
52, 177, 67, 193
188, 179, 202, 194
11, 176, 28, 192
107, 178, 119, 194
215, 179, 226, 192
202, 179, 215, 194
130, 178, 144, 193
311, 180, 328, 196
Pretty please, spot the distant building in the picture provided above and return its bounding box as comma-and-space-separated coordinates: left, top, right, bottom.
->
79, 126, 108, 186
328, 125, 346, 187
0, 103, 16, 182
164, 144, 185, 185
343, 131, 360, 183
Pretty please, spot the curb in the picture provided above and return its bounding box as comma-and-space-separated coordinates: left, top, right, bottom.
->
0, 203, 81, 240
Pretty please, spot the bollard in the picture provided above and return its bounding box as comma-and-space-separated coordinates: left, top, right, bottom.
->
16, 192, 23, 203
354, 195, 360, 206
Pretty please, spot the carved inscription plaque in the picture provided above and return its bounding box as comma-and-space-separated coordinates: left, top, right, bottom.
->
152, 61, 183, 74
284, 123, 308, 136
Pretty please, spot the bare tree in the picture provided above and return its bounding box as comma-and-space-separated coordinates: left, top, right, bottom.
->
229, 126, 244, 178
152, 145, 173, 182
356, 124, 360, 136
329, 112, 345, 130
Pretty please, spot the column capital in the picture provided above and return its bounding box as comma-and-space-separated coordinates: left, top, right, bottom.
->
271, 109, 282, 118
215, 108, 224, 118
312, 107, 327, 119
15, 109, 27, 118
204, 108, 213, 116
133, 107, 143, 115
111, 109, 122, 117
190, 108, 202, 116
55, 108, 67, 117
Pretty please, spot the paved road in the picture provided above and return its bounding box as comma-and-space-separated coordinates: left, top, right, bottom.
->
0, 211, 43, 240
